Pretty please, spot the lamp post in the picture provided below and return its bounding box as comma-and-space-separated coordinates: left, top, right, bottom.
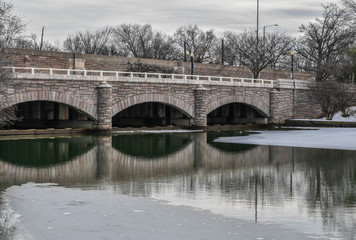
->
290, 51, 295, 79
190, 52, 194, 78
257, 0, 259, 43
263, 24, 278, 43
256, 0, 259, 79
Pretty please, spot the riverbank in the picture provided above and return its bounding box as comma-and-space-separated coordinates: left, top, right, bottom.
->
0, 124, 272, 137
0, 128, 88, 136
1, 120, 355, 137
285, 119, 356, 127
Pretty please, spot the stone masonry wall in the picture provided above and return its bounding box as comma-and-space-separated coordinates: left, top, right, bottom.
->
3, 75, 99, 119
7, 48, 314, 81
270, 88, 294, 124
293, 89, 321, 119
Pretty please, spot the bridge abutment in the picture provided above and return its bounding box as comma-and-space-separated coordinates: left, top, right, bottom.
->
94, 81, 113, 131
270, 87, 294, 124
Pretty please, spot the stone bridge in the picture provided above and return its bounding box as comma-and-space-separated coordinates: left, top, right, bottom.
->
0, 67, 316, 130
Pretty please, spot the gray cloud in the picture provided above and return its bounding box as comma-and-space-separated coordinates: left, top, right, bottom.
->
12, 0, 338, 42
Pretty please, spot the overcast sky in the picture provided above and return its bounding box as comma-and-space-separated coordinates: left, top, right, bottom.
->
12, 0, 339, 42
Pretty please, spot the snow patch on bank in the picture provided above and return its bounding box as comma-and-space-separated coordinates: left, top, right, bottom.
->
0, 198, 34, 240
295, 107, 356, 122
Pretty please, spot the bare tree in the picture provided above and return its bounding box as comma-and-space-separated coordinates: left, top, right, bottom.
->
149, 31, 176, 60
309, 80, 355, 119
63, 26, 115, 55
0, 1, 26, 47
173, 25, 217, 63
112, 23, 176, 60
126, 60, 174, 74
309, 81, 339, 120
211, 32, 240, 66
348, 47, 356, 83
0, 1, 26, 128
334, 82, 355, 117
13, 33, 62, 51
297, 3, 355, 81
342, 0, 356, 14
233, 30, 293, 78
0, 48, 17, 128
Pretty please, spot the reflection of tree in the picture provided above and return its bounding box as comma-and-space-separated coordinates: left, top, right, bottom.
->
296, 148, 356, 238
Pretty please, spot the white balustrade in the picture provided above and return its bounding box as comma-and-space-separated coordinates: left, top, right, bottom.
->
7, 66, 276, 87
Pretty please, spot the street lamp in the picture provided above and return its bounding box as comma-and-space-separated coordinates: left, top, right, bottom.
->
257, 0, 259, 42
190, 52, 194, 77
256, 0, 259, 79
263, 24, 278, 43
290, 50, 295, 79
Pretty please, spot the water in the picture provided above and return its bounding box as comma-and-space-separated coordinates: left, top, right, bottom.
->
1, 131, 356, 239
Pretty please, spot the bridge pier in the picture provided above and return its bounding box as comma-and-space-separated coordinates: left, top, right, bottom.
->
194, 85, 208, 128
94, 81, 112, 131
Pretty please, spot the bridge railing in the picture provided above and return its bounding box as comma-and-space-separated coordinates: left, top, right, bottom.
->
9, 67, 276, 86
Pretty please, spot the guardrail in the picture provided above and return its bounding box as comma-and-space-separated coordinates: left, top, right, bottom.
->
9, 67, 276, 86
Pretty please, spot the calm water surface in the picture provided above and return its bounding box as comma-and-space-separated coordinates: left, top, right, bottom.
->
1, 131, 356, 239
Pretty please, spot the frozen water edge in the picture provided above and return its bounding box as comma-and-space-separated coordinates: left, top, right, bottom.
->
215, 127, 356, 151
2, 183, 334, 240
113, 129, 204, 134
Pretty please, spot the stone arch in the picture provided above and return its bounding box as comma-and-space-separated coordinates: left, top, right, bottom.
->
206, 95, 270, 117
1, 91, 97, 120
112, 93, 194, 118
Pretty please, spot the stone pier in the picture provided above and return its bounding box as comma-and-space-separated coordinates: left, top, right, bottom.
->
94, 81, 112, 131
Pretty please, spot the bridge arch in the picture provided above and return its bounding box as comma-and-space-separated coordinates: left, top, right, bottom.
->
1, 91, 97, 120
112, 93, 195, 118
206, 95, 270, 117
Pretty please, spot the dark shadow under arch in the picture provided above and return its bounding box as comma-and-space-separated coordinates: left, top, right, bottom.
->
112, 93, 194, 118
207, 96, 270, 118
1, 91, 97, 120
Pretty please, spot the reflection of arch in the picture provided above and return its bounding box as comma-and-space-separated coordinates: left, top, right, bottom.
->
112, 94, 194, 118
206, 96, 270, 117
206, 132, 257, 153
109, 134, 271, 182
109, 142, 195, 180
112, 133, 194, 158
2, 91, 97, 120
0, 136, 95, 167
0, 147, 97, 189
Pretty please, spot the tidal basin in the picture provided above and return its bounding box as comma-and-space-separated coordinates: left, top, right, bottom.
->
1, 128, 356, 239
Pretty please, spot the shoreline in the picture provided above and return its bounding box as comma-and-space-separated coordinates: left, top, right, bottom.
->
0, 124, 272, 137
1, 120, 356, 137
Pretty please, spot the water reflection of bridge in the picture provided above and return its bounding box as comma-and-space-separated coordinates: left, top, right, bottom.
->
0, 133, 273, 188
2, 133, 356, 239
